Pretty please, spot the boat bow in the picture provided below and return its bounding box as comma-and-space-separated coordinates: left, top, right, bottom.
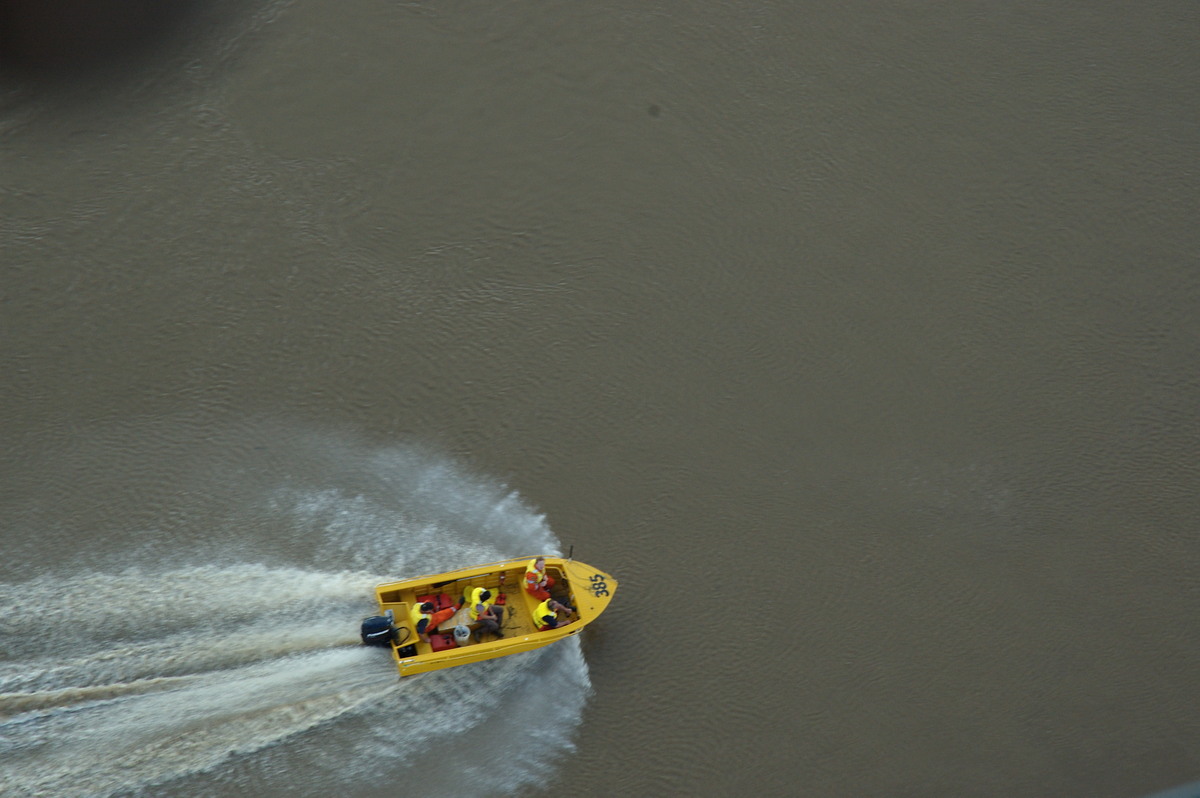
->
563, 559, 617, 623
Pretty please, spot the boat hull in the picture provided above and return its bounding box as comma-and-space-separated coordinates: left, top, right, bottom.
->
372, 556, 616, 676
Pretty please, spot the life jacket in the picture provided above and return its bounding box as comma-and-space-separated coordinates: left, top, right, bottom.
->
409, 603, 432, 632
468, 587, 495, 621
534, 598, 557, 631
525, 559, 546, 590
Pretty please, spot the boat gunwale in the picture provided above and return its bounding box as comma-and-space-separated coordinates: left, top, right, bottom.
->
372, 554, 559, 593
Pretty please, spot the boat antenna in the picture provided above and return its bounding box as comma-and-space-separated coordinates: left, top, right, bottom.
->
568, 545, 574, 561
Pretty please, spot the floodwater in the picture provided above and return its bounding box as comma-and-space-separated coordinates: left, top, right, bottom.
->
2, 2, 1199, 797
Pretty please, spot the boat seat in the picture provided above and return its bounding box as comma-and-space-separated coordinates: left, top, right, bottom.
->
518, 583, 577, 632
389, 602, 416, 645
518, 586, 546, 631
436, 605, 473, 634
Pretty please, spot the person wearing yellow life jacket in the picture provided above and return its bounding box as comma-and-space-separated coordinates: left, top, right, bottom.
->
409, 600, 457, 643
533, 598, 572, 631
524, 557, 575, 612
524, 557, 555, 601
467, 587, 505, 640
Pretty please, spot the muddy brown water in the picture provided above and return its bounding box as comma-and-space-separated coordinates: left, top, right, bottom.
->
2, 3, 1199, 797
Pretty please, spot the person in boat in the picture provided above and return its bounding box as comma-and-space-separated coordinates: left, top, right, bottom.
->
410, 600, 458, 644
468, 586, 505, 640
533, 598, 573, 631
524, 557, 556, 601
524, 557, 574, 611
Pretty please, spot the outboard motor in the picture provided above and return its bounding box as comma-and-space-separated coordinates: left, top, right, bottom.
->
361, 614, 397, 647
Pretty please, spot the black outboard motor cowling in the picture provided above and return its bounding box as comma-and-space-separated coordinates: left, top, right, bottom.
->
361, 615, 397, 646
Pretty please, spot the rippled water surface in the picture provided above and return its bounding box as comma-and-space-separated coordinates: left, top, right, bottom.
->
3, 2, 1199, 797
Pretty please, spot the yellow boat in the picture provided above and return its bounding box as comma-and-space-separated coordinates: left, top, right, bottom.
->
366, 556, 617, 676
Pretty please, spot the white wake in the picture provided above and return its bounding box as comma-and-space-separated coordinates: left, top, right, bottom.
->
0, 442, 591, 798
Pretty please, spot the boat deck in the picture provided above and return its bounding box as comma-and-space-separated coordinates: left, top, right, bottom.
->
377, 564, 573, 656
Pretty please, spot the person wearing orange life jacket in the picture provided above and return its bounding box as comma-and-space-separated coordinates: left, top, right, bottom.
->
409, 600, 457, 643
467, 586, 506, 640
533, 598, 572, 631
